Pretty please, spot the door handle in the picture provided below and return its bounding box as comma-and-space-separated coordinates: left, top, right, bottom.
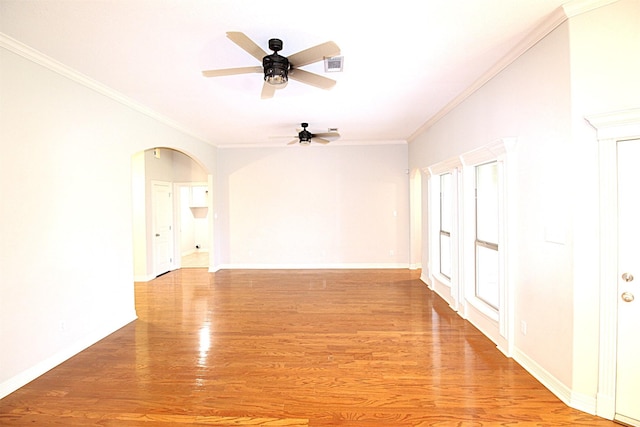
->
155, 233, 160, 237
622, 272, 634, 282
621, 292, 635, 303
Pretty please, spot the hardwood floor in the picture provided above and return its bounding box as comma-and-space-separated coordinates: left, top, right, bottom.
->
181, 251, 209, 268
0, 269, 618, 426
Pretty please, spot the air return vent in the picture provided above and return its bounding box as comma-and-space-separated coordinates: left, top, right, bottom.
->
324, 56, 344, 72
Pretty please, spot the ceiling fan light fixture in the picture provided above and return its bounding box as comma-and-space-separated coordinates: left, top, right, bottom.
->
299, 130, 313, 143
265, 68, 288, 86
263, 39, 289, 86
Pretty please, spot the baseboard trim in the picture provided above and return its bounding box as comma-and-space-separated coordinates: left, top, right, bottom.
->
134, 273, 156, 282
596, 392, 615, 419
419, 273, 431, 288
212, 263, 411, 270
0, 312, 137, 400
513, 347, 597, 415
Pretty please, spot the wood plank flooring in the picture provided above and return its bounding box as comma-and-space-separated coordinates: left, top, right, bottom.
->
181, 251, 209, 268
0, 269, 619, 426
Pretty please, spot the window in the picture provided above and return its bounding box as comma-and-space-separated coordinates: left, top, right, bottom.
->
429, 138, 514, 350
475, 161, 499, 309
439, 173, 452, 279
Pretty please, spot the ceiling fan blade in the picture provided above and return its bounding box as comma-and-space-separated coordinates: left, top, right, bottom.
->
289, 69, 336, 90
202, 66, 262, 77
287, 139, 298, 145
261, 81, 276, 99
226, 32, 268, 62
312, 137, 331, 144
288, 41, 340, 67
313, 132, 341, 141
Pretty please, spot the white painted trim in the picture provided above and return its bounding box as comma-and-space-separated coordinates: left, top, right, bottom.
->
218, 140, 408, 148
213, 263, 412, 270
459, 137, 516, 166
459, 138, 517, 353
513, 347, 597, 415
0, 312, 137, 399
423, 137, 517, 353
408, 0, 619, 140
419, 272, 432, 289
586, 108, 640, 139
427, 156, 463, 176
584, 107, 640, 420
615, 414, 640, 427
562, 0, 621, 18
425, 167, 462, 311
134, 273, 157, 282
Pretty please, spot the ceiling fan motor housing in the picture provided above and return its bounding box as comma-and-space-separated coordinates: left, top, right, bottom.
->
263, 38, 289, 85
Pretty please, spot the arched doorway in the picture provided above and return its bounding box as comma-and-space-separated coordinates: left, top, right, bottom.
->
131, 147, 212, 281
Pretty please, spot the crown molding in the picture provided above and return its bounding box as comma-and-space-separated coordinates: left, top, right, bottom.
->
408, 0, 621, 142
561, 0, 620, 18
216, 139, 407, 149
0, 32, 212, 145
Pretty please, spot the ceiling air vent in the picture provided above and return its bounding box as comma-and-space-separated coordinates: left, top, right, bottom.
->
324, 56, 344, 72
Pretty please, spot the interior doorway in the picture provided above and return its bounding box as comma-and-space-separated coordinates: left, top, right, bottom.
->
176, 182, 209, 268
587, 109, 640, 424
131, 147, 211, 281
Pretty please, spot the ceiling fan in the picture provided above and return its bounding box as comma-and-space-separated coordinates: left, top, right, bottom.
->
202, 32, 340, 99
288, 123, 340, 145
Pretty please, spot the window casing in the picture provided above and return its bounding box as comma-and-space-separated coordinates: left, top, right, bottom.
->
426, 138, 514, 353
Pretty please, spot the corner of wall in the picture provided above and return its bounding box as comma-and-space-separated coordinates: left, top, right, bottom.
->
513, 347, 597, 415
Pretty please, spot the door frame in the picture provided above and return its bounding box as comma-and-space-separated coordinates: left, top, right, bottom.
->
174, 181, 210, 269
586, 108, 640, 420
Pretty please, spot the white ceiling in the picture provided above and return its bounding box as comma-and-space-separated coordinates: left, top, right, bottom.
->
0, 0, 572, 146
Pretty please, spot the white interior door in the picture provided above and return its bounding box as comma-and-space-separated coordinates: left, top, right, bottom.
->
615, 138, 640, 426
152, 181, 174, 276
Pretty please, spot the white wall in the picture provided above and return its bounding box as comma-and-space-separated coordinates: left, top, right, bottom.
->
411, 17, 574, 383
0, 44, 217, 397
408, 0, 640, 414
215, 144, 410, 268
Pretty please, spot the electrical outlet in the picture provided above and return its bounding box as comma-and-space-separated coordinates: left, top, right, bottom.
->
59, 320, 67, 332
